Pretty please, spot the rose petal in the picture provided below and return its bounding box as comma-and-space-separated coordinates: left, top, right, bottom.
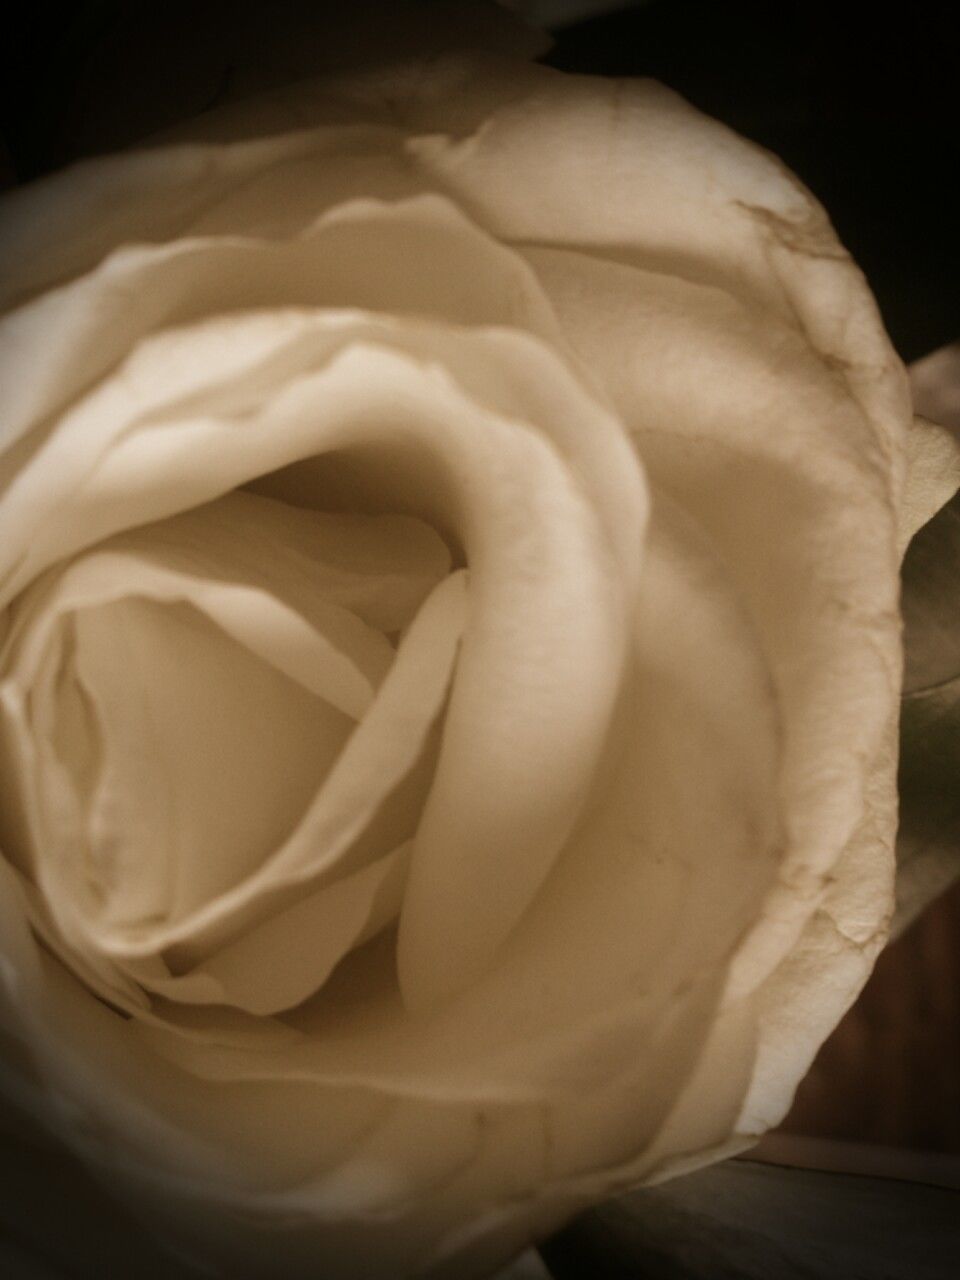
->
1, 306, 631, 609
521, 244, 904, 1003
0, 192, 561, 467
405, 60, 908, 452
87, 568, 468, 962
0, 488, 452, 960
135, 496, 778, 1105
12, 585, 358, 940
141, 844, 411, 1016
5, 317, 641, 1005
0, 127, 399, 310
0, 49, 915, 1280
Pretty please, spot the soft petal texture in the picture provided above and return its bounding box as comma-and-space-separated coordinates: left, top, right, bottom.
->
527, 244, 902, 991
103, 566, 469, 964
0, 192, 565, 457
140, 843, 412, 1015
1, 297, 644, 1005
0, 294, 620, 607
0, 44, 915, 1280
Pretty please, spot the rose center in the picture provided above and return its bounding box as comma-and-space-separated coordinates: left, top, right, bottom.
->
54, 594, 355, 929
0, 489, 457, 1003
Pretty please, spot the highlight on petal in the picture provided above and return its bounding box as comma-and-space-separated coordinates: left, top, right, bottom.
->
0, 192, 562, 460
406, 59, 907, 459
0, 127, 397, 310
0, 306, 640, 613
408, 68, 813, 312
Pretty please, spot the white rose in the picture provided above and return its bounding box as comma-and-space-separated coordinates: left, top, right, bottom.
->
0, 31, 946, 1280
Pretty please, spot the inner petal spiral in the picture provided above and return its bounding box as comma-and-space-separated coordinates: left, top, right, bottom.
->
0, 489, 454, 1000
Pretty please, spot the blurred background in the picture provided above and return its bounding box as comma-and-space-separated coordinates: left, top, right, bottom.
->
1, 0, 958, 1188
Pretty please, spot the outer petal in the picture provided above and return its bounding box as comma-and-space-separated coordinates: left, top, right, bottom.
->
519, 244, 904, 1007
0, 193, 563, 471
378, 48, 907, 1212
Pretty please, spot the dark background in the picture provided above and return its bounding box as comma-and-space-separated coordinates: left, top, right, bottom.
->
0, 0, 957, 1235
2, 0, 958, 363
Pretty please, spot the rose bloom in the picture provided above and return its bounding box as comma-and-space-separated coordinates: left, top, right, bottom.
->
0, 30, 944, 1280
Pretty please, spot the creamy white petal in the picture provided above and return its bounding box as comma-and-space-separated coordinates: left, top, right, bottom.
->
134, 497, 778, 1103
6, 325, 638, 1001
0, 127, 399, 310
25, 558, 377, 722
80, 598, 351, 918
521, 244, 904, 1004
0, 47, 914, 1280
18, 588, 356, 943
16, 943, 395, 1195
89, 568, 467, 961
147, 489, 452, 633
140, 844, 410, 1016
0, 193, 561, 462
522, 246, 893, 485
1, 303, 602, 607
408, 71, 813, 314
404, 63, 907, 456
0, 488, 451, 966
